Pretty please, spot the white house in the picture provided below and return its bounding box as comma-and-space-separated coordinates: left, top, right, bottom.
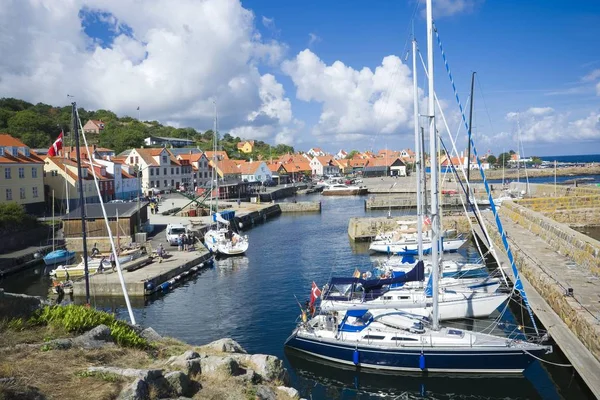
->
124, 148, 190, 194
238, 161, 272, 183
177, 152, 212, 189
94, 157, 139, 200
335, 149, 348, 160
307, 147, 326, 157
310, 156, 340, 177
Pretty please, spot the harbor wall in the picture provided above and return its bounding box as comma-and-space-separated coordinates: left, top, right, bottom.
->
0, 225, 51, 254
278, 202, 321, 212
515, 195, 600, 226
510, 182, 600, 198
501, 201, 600, 276
66, 236, 134, 253
364, 194, 490, 210
482, 213, 600, 364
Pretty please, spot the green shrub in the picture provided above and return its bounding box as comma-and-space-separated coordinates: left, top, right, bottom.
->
29, 305, 148, 349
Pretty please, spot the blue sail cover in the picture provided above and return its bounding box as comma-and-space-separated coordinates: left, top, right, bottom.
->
434, 25, 538, 334
328, 261, 425, 292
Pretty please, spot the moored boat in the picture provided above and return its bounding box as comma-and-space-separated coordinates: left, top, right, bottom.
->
322, 184, 368, 196
43, 249, 76, 266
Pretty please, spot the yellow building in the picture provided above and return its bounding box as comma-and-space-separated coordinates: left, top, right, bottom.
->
0, 134, 45, 214
236, 140, 255, 154
43, 157, 99, 213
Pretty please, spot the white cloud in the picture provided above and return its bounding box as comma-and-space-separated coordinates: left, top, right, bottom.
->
582, 69, 600, 82
504, 107, 600, 143
282, 49, 420, 144
308, 33, 321, 47
420, 0, 483, 18
0, 0, 295, 143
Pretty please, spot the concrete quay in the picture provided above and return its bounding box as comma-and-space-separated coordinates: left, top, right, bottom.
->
473, 208, 600, 398
364, 194, 491, 210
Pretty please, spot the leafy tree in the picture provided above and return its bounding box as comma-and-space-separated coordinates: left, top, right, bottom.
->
509, 149, 516, 155
345, 150, 359, 159
497, 152, 511, 167
0, 97, 33, 112
486, 155, 497, 165
0, 109, 14, 129
531, 156, 542, 166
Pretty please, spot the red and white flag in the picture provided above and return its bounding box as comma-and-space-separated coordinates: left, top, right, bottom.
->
48, 131, 63, 157
423, 216, 431, 226
309, 281, 322, 307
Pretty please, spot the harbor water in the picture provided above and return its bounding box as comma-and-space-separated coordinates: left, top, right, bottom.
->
0, 195, 593, 399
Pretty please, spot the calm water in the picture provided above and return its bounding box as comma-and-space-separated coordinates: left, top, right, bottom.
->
539, 154, 600, 163
0, 195, 593, 399
575, 226, 600, 241
486, 174, 600, 185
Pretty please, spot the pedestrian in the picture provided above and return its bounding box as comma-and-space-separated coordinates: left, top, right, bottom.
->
98, 257, 106, 274
109, 251, 116, 272
183, 234, 188, 251
237, 198, 241, 208
157, 243, 164, 263
177, 234, 183, 251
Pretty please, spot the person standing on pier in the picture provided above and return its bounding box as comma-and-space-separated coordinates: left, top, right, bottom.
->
109, 251, 116, 272
157, 243, 164, 263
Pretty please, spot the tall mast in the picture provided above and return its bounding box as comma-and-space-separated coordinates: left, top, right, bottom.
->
466, 72, 476, 205
52, 190, 55, 252
412, 38, 423, 261
212, 101, 219, 227
426, 0, 440, 331
73, 102, 90, 304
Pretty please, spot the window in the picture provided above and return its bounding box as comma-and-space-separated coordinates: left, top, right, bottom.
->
32, 167, 37, 178
6, 189, 12, 200
150, 168, 154, 176
171, 167, 174, 174
162, 156, 167, 164
156, 181, 160, 188
18, 167, 24, 178
150, 180, 154, 187
390, 337, 418, 342
156, 168, 159, 176
362, 335, 385, 340
33, 187, 38, 198
20, 188, 25, 199
176, 167, 179, 174
11, 148, 18, 156
171, 179, 174, 187
135, 156, 139, 164
163, 168, 167, 175
129, 157, 134, 164
5, 168, 11, 179
163, 180, 167, 187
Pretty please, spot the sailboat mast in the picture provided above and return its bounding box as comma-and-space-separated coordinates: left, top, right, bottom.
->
420, 127, 428, 214
412, 38, 423, 260
466, 72, 476, 205
426, 0, 440, 331
213, 101, 218, 227
73, 102, 91, 304
52, 190, 55, 252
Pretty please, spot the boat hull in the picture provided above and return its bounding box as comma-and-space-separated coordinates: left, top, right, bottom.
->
43, 250, 76, 266
284, 334, 543, 373
322, 188, 368, 196
369, 238, 467, 254
204, 229, 249, 256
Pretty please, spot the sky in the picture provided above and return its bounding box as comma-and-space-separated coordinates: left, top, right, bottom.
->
0, 0, 599, 157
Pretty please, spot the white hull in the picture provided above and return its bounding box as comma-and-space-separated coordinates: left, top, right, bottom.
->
369, 237, 467, 254
205, 228, 249, 256
50, 250, 143, 279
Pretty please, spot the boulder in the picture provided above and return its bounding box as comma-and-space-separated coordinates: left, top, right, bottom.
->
117, 378, 149, 400
249, 354, 289, 384
45, 338, 73, 350
277, 386, 300, 399
203, 338, 247, 354
255, 385, 277, 400
139, 327, 164, 343
163, 371, 192, 397
235, 368, 261, 385
200, 356, 240, 377
167, 351, 202, 376
73, 324, 114, 349
87, 366, 163, 381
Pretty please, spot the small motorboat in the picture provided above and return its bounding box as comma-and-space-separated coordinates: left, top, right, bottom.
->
322, 183, 368, 196
43, 249, 76, 266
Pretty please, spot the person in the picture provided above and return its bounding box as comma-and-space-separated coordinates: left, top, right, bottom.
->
157, 243, 164, 263
109, 251, 116, 272
183, 234, 189, 251
177, 234, 183, 251
237, 198, 241, 208
97, 256, 106, 274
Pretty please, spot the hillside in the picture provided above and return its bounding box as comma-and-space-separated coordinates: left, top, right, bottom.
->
0, 97, 294, 158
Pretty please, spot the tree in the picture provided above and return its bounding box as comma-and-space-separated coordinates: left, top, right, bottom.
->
509, 149, 516, 155
345, 150, 359, 159
531, 156, 542, 166
497, 152, 511, 167
486, 155, 497, 165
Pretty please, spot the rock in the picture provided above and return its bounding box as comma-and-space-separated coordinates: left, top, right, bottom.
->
139, 327, 163, 342
45, 338, 73, 350
118, 378, 149, 400
73, 325, 114, 349
200, 356, 240, 377
87, 366, 163, 381
164, 371, 192, 397
277, 386, 300, 399
0, 383, 46, 400
204, 338, 247, 354
255, 385, 277, 400
249, 354, 289, 384
167, 351, 202, 376
235, 368, 261, 385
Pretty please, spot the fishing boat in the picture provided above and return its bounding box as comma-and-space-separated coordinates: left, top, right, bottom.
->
322, 183, 368, 196
285, 1, 552, 372
203, 103, 249, 256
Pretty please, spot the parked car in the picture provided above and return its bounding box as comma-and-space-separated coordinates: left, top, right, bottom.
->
108, 199, 126, 203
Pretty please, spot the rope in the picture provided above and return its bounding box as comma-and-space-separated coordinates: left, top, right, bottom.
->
433, 23, 539, 336
523, 349, 572, 368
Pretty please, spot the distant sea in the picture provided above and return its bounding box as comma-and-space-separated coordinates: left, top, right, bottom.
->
539, 154, 600, 163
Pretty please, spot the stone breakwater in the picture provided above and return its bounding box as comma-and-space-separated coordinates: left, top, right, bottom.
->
509, 182, 600, 198
514, 195, 600, 227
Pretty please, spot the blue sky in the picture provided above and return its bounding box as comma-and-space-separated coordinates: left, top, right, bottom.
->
1, 0, 599, 156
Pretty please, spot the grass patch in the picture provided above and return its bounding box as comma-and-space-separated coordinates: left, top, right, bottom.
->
28, 305, 149, 349
0, 319, 70, 348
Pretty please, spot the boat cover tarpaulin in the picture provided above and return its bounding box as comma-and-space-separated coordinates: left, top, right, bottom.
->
328, 261, 424, 292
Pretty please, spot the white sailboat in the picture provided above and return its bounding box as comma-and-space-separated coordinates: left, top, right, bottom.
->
203, 102, 249, 256
285, 2, 551, 372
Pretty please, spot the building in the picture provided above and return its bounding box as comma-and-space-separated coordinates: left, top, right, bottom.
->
83, 120, 106, 134
62, 202, 148, 251
143, 136, 195, 148
307, 147, 326, 157
335, 149, 348, 160
210, 159, 242, 183
94, 157, 139, 200
63, 145, 115, 160
236, 140, 255, 154
124, 148, 188, 195
0, 134, 45, 214
238, 161, 272, 183
310, 156, 340, 177
43, 156, 99, 212
177, 152, 212, 190
362, 157, 406, 177
204, 151, 229, 161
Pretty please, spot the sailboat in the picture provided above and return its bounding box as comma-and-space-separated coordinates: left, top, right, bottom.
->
44, 190, 76, 266
284, 0, 551, 372
203, 102, 249, 256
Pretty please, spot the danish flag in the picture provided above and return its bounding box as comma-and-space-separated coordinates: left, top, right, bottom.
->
47, 131, 63, 157
309, 281, 322, 307
423, 216, 431, 226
